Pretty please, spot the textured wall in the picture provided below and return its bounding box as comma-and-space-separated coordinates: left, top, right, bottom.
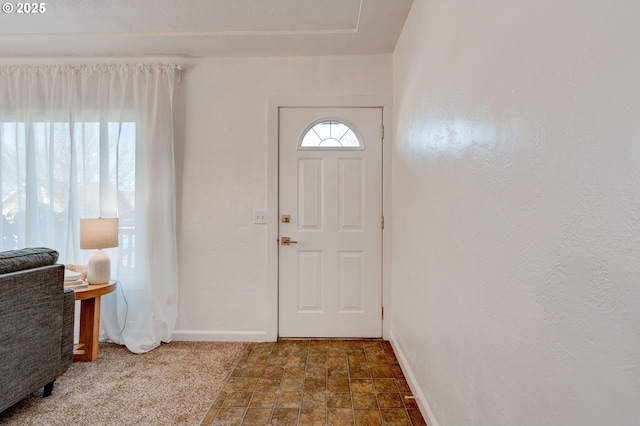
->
392, 0, 640, 424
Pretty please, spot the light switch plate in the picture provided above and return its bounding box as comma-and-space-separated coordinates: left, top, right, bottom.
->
254, 210, 267, 224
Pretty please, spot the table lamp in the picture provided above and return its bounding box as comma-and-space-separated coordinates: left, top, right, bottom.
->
80, 218, 119, 284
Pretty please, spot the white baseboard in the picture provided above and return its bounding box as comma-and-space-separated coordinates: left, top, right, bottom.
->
171, 330, 269, 342
389, 330, 440, 426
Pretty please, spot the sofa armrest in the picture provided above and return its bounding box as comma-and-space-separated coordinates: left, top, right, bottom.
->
60, 288, 75, 368
0, 263, 66, 411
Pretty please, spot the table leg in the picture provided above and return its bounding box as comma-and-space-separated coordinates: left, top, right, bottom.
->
74, 296, 102, 362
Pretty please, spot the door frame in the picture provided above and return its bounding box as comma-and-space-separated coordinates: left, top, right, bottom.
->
266, 95, 392, 341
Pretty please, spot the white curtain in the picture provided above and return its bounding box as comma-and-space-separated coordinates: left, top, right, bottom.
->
0, 64, 179, 353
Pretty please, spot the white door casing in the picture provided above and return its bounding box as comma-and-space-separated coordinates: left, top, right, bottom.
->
278, 107, 383, 337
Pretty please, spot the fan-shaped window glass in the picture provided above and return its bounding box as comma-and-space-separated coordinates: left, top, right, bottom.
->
300, 120, 361, 149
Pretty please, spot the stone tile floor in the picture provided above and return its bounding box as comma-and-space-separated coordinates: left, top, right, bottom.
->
201, 339, 427, 426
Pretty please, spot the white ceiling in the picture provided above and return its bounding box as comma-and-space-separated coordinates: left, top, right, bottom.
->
0, 0, 413, 57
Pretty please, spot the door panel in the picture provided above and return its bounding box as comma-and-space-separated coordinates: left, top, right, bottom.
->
339, 159, 364, 230
279, 107, 382, 337
338, 251, 364, 312
299, 159, 323, 230
298, 251, 323, 311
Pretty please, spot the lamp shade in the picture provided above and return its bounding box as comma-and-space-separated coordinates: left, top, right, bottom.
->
80, 218, 119, 249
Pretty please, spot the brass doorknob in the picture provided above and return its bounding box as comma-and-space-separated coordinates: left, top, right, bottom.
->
281, 237, 298, 245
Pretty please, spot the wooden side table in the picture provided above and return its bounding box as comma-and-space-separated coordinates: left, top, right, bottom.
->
72, 281, 117, 362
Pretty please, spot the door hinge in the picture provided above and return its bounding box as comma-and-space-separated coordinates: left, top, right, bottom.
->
381, 125, 385, 139
381, 306, 384, 320
381, 215, 385, 230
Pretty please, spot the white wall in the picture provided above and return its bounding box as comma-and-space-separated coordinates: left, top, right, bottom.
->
391, 1, 640, 425
173, 55, 392, 340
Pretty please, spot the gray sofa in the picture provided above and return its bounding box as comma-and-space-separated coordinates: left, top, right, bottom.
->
0, 248, 75, 413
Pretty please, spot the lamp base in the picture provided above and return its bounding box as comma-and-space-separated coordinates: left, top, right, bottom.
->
87, 249, 110, 284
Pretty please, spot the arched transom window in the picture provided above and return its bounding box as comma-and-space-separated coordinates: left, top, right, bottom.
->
300, 120, 361, 149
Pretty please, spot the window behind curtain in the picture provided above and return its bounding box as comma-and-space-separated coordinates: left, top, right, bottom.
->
0, 120, 136, 269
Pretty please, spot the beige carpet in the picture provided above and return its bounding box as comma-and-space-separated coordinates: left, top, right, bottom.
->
0, 341, 247, 426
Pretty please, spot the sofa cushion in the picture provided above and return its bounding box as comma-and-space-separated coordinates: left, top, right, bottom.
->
0, 248, 59, 274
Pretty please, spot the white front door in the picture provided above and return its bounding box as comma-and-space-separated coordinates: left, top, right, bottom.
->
278, 107, 383, 337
